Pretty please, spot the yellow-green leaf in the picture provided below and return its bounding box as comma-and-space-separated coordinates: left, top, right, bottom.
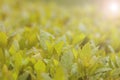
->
0, 32, 7, 48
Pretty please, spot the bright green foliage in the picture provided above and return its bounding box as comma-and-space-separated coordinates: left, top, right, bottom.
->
34, 60, 46, 74
54, 66, 66, 80
0, 32, 7, 48
0, 48, 5, 67
72, 33, 85, 45
0, 0, 120, 80
34, 60, 46, 80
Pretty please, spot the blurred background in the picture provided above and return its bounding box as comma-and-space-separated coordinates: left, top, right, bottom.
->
0, 0, 120, 52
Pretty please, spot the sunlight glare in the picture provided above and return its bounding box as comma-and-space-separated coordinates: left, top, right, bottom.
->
103, 1, 120, 18
108, 2, 119, 14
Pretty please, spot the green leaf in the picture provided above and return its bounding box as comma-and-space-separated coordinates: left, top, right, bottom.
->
95, 67, 112, 74
81, 42, 92, 55
72, 33, 85, 45
9, 40, 19, 55
39, 30, 54, 50
54, 41, 64, 56
72, 48, 78, 60
14, 51, 23, 70
0, 32, 7, 48
60, 51, 74, 71
34, 60, 46, 74
41, 73, 52, 80
54, 66, 66, 80
0, 48, 4, 66
18, 71, 30, 80
2, 64, 13, 80
79, 43, 92, 67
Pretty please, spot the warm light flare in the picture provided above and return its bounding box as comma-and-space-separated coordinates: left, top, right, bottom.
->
108, 2, 119, 14
102, 1, 120, 18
